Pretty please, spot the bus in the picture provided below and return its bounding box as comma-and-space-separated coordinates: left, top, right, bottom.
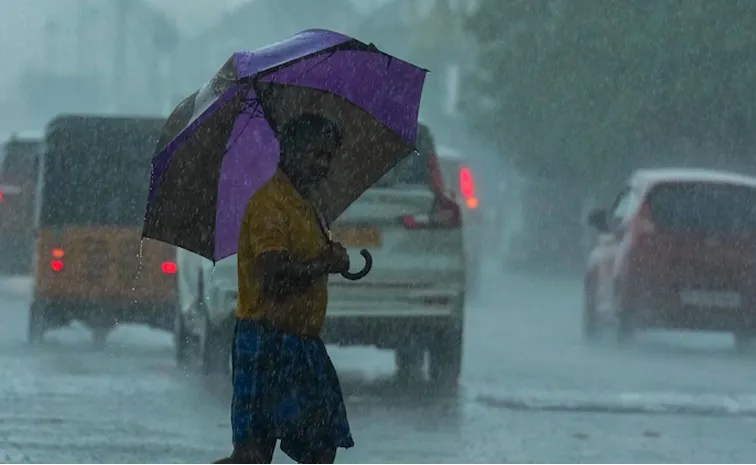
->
29, 115, 176, 346
0, 132, 42, 274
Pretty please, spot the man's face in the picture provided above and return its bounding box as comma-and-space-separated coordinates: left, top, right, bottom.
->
300, 134, 336, 184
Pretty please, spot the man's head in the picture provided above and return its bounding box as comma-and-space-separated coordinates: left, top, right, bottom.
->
278, 113, 343, 190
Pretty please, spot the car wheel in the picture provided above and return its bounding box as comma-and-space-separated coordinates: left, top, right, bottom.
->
91, 325, 113, 350
734, 331, 755, 353
582, 282, 600, 340
27, 301, 47, 345
428, 322, 463, 388
616, 307, 636, 344
394, 345, 424, 381
174, 307, 198, 368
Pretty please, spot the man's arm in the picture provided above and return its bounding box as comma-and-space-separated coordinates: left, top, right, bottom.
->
255, 251, 329, 297
246, 197, 336, 298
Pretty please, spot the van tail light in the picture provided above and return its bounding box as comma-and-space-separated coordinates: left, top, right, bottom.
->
161, 261, 177, 274
632, 202, 656, 236
401, 152, 461, 229
629, 202, 665, 273
459, 166, 479, 209
50, 248, 65, 272
50, 259, 64, 272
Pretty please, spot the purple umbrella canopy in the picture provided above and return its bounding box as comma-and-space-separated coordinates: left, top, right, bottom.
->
143, 29, 427, 263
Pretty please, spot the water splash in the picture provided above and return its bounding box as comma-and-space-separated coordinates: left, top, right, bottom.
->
132, 238, 145, 299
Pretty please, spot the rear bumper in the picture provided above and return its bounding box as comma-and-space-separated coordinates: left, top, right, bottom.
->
635, 305, 756, 332
629, 284, 756, 332
321, 291, 464, 348
207, 288, 466, 349
320, 314, 463, 349
32, 296, 174, 331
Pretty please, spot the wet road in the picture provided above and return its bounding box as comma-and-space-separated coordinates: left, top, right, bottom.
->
2, 268, 756, 463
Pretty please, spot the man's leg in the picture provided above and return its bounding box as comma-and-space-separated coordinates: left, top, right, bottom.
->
298, 447, 337, 464
213, 438, 276, 464
228, 320, 277, 464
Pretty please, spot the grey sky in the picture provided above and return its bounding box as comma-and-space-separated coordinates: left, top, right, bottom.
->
0, 0, 389, 95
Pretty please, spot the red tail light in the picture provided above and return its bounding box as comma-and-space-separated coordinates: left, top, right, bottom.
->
401, 152, 461, 229
50, 259, 64, 272
629, 202, 666, 275
459, 166, 479, 209
50, 248, 65, 272
161, 261, 177, 274
632, 202, 656, 236
0, 190, 4, 203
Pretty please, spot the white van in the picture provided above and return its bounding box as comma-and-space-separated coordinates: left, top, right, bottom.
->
173, 123, 467, 385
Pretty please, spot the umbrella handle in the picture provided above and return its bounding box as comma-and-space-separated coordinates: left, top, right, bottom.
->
340, 249, 373, 281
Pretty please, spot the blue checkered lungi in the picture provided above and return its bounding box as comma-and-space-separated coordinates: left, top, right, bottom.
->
231, 318, 354, 462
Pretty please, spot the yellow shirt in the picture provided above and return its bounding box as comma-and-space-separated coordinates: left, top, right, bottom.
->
236, 169, 329, 337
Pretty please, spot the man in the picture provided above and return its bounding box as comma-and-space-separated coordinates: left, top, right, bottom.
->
216, 113, 354, 464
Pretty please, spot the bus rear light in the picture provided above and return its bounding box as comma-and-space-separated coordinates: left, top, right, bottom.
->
50, 260, 64, 272
51, 248, 64, 258
161, 261, 177, 274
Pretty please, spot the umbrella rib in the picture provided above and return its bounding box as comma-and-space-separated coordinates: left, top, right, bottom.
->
250, 51, 337, 138
223, 90, 265, 156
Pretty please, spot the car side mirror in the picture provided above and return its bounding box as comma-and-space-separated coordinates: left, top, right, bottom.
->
586, 208, 610, 233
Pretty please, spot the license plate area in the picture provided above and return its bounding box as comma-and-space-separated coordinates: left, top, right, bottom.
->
332, 226, 381, 248
679, 289, 742, 308
76, 238, 111, 279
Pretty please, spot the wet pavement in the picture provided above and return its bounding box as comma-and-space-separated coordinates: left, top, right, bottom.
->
2, 268, 756, 463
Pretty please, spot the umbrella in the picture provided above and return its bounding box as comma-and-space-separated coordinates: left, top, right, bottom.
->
142, 29, 427, 281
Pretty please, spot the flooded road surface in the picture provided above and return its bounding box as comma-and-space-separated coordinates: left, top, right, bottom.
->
1, 270, 756, 463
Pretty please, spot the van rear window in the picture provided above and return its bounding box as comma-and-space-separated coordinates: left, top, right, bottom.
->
41, 120, 162, 227
373, 124, 434, 188
646, 182, 756, 234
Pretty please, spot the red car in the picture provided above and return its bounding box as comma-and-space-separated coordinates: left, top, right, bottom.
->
584, 168, 756, 350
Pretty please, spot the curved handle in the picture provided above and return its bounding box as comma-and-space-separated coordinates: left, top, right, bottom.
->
340, 249, 373, 281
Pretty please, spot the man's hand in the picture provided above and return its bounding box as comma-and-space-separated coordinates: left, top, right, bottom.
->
323, 242, 350, 274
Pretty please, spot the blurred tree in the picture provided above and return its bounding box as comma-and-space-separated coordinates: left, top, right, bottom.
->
464, 0, 756, 271
465, 0, 756, 185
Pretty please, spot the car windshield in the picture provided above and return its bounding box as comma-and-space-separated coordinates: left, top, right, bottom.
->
373, 124, 434, 188
40, 120, 161, 227
377, 149, 429, 186
647, 181, 756, 235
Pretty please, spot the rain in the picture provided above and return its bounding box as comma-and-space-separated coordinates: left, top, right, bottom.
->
2, 0, 756, 463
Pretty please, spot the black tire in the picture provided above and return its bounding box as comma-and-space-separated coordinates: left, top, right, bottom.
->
92, 327, 111, 350
734, 331, 755, 353
616, 307, 636, 344
582, 283, 600, 340
174, 307, 198, 368
428, 322, 463, 387
394, 345, 424, 381
27, 301, 47, 345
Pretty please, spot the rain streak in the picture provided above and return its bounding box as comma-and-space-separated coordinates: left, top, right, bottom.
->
2, 0, 756, 463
